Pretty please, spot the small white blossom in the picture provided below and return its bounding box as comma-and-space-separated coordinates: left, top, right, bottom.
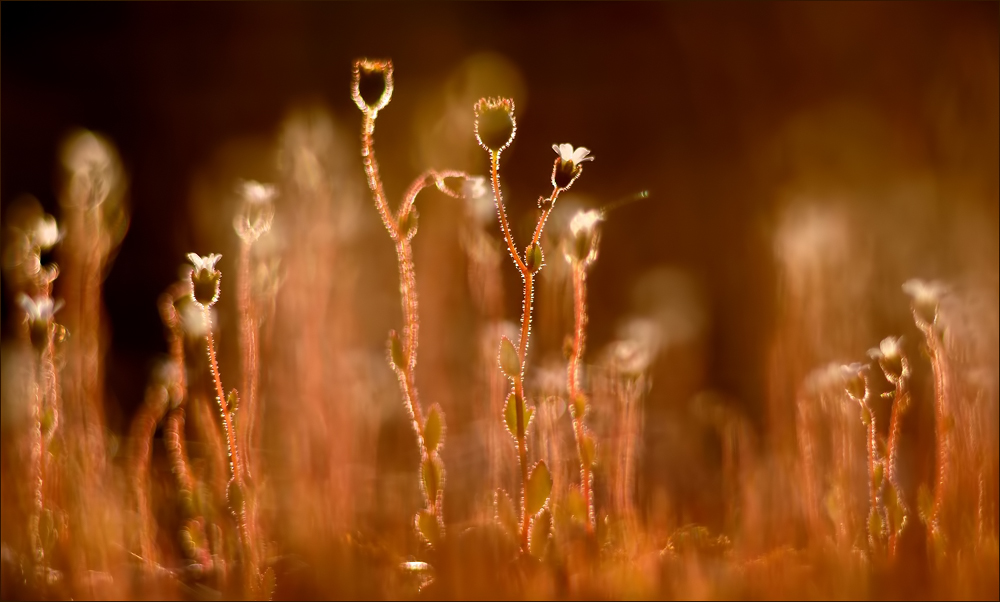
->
870, 336, 903, 361
17, 294, 63, 324
569, 209, 602, 238
31, 214, 61, 250
187, 253, 222, 274
237, 180, 278, 204
553, 144, 594, 168
902, 279, 947, 304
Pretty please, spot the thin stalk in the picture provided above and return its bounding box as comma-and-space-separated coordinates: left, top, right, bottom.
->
885, 374, 911, 560
567, 262, 595, 533
237, 242, 259, 478
360, 110, 467, 527
923, 325, 951, 550
488, 150, 562, 552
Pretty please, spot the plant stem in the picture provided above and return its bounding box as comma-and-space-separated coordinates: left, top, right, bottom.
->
568, 262, 595, 533
488, 150, 562, 552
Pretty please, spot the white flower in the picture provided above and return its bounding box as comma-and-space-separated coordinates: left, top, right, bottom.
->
187, 253, 222, 274
17, 294, 63, 324
569, 209, 602, 238
31, 214, 61, 250
553, 144, 594, 168
552, 144, 594, 190
237, 180, 278, 204
870, 336, 902, 361
902, 279, 947, 303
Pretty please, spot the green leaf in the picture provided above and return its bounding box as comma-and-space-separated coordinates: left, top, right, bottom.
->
415, 509, 440, 547
580, 430, 597, 468
424, 405, 445, 453
504, 393, 534, 441
525, 243, 544, 274
529, 508, 552, 559
227, 478, 245, 515
498, 336, 520, 380
526, 461, 553, 517
494, 488, 519, 538
570, 394, 587, 421
421, 455, 444, 502
388, 330, 406, 372
566, 486, 588, 525
261, 567, 277, 601
227, 389, 240, 414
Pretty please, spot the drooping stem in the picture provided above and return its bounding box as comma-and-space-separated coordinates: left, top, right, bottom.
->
568, 262, 595, 533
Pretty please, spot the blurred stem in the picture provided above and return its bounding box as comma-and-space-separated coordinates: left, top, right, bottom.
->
885, 366, 911, 560
919, 317, 951, 552
568, 261, 595, 534
237, 242, 260, 479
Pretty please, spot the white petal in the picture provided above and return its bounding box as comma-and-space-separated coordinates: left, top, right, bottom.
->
557, 143, 574, 161
572, 147, 593, 163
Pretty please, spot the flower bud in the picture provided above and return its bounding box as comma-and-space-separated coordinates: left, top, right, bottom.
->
474, 98, 516, 153
352, 59, 394, 115
187, 253, 222, 307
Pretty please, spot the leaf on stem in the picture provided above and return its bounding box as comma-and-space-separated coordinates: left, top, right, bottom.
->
421, 455, 444, 503
415, 509, 441, 547
498, 336, 520, 380
424, 404, 445, 453
529, 508, 552, 559
504, 393, 534, 441
525, 461, 553, 517
494, 488, 519, 538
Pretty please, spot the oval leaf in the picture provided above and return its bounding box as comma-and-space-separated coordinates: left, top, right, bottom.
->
570, 393, 587, 421
566, 486, 588, 525
526, 461, 553, 517
421, 455, 444, 502
529, 508, 552, 559
504, 393, 534, 441
388, 330, 406, 372
525, 243, 544, 274
226, 389, 240, 414
415, 509, 440, 547
424, 405, 445, 453
494, 488, 519, 538
498, 336, 520, 380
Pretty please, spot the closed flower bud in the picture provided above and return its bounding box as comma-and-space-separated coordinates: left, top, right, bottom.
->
474, 98, 516, 153
352, 59, 394, 115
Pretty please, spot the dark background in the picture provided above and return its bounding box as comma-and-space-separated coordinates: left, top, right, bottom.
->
2, 2, 998, 434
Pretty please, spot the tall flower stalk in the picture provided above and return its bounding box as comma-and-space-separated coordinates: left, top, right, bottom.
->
352, 58, 467, 546
564, 209, 603, 535
475, 97, 592, 553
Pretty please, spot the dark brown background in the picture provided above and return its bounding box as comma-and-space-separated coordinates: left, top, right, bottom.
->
2, 1, 997, 443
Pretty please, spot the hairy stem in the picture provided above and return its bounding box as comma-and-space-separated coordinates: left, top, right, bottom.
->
237, 242, 259, 479
568, 262, 595, 533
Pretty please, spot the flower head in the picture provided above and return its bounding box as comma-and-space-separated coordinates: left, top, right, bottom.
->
565, 209, 603, 266
234, 180, 277, 243
474, 98, 516, 153
552, 144, 594, 190
187, 253, 223, 307
902, 278, 947, 327
352, 59, 394, 115
869, 335, 907, 384
18, 293, 63, 351
840, 362, 869, 402
30, 214, 61, 251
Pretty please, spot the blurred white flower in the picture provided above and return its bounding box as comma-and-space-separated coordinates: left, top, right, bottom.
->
187, 253, 222, 274
568, 209, 602, 238
31, 214, 61, 250
237, 180, 278, 205
902, 278, 948, 327
553, 144, 594, 168
17, 294, 62, 324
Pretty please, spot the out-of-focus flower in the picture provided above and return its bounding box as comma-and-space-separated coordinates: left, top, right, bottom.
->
840, 362, 869, 402
565, 209, 603, 266
30, 214, 61, 251
234, 180, 277, 243
869, 335, 906, 384
462, 176, 495, 225
552, 144, 594, 190
352, 59, 394, 115
187, 253, 222, 308
474, 98, 516, 153
17, 294, 63, 351
902, 279, 948, 327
